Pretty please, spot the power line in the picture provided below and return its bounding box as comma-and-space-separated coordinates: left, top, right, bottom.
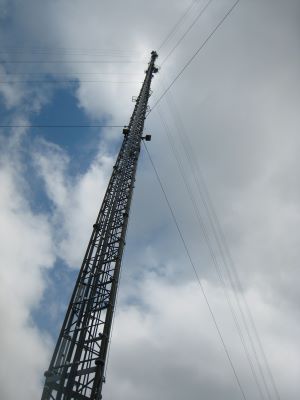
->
151, 0, 241, 112
0, 80, 141, 84
143, 141, 247, 400
0, 60, 143, 64
0, 52, 141, 58
1, 52, 139, 57
0, 124, 124, 128
1, 46, 140, 53
0, 72, 139, 75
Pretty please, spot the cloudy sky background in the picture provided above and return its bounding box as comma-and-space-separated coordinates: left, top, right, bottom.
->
0, 0, 299, 399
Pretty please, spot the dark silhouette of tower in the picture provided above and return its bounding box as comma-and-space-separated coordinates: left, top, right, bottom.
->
41, 51, 159, 400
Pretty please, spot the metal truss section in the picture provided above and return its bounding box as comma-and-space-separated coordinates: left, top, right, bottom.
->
41, 51, 158, 400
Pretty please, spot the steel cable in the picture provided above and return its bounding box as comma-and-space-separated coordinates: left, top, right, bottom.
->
157, 0, 200, 51
160, 0, 214, 66
161, 87, 281, 400
156, 106, 267, 400
150, 0, 241, 113
143, 141, 247, 400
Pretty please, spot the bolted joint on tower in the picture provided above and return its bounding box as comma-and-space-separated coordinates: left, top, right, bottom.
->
41, 51, 158, 400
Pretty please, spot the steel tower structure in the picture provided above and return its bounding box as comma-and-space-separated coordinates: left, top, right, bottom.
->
41, 51, 158, 400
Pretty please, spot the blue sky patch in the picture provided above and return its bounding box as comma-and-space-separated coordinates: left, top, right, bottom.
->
32, 259, 78, 339
30, 86, 105, 175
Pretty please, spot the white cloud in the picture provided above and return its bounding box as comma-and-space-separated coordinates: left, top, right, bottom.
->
0, 144, 54, 400
33, 137, 114, 267
104, 275, 300, 400
0, 0, 300, 399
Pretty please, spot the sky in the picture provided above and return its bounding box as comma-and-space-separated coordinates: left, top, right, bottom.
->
0, 0, 299, 399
